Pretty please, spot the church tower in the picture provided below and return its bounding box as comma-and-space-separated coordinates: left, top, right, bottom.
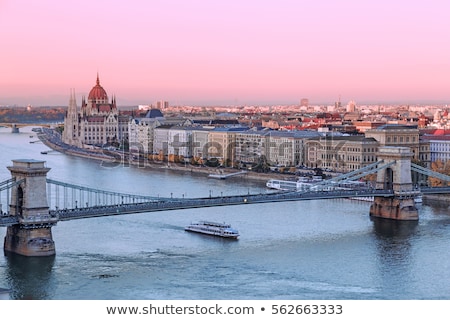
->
63, 88, 79, 146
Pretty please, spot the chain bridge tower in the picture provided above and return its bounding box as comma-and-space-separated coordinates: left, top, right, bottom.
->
4, 160, 57, 256
369, 147, 419, 220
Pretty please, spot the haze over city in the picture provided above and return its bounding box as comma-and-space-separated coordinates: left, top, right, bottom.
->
1, 0, 449, 106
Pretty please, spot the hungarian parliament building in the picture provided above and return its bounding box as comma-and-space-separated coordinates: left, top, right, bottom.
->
63, 74, 129, 148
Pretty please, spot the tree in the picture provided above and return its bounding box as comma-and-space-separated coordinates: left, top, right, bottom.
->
313, 167, 325, 179
253, 155, 270, 173
206, 157, 219, 167
429, 159, 450, 187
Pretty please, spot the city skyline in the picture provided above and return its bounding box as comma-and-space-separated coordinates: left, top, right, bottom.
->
1, 0, 450, 106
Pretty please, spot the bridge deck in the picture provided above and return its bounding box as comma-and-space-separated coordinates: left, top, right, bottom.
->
2, 187, 449, 227
1, 189, 393, 226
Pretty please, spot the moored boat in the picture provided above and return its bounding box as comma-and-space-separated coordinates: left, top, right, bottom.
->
185, 221, 239, 239
349, 194, 423, 203
266, 176, 323, 191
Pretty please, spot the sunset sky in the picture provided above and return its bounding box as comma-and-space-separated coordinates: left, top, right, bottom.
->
1, 0, 449, 106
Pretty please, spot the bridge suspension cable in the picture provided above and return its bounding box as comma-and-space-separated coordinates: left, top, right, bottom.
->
336, 161, 396, 183
46, 178, 166, 210
410, 163, 450, 183
0, 178, 13, 192
312, 160, 394, 190
0, 178, 24, 215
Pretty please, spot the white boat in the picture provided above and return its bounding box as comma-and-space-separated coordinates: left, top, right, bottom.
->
415, 195, 423, 203
349, 194, 423, 203
185, 221, 240, 239
266, 176, 323, 191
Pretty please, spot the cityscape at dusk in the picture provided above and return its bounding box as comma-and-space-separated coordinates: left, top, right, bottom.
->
1, 0, 450, 106
3, 0, 450, 311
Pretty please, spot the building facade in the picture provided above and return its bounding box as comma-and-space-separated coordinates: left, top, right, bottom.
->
421, 134, 450, 163
365, 124, 420, 160
128, 109, 165, 154
208, 127, 248, 166
153, 125, 172, 160
235, 129, 271, 165
63, 74, 129, 148
266, 131, 322, 167
191, 127, 213, 161
304, 136, 379, 172
167, 127, 193, 161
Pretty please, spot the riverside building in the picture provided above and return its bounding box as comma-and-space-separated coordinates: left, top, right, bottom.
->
364, 124, 420, 160
63, 74, 129, 148
304, 135, 379, 172
128, 109, 165, 154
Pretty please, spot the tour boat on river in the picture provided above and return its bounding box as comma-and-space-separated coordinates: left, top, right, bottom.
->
185, 221, 240, 239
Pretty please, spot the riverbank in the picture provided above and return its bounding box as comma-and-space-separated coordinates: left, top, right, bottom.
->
37, 128, 295, 183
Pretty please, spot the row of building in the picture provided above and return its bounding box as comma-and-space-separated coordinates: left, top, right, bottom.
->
62, 75, 450, 173
128, 121, 431, 173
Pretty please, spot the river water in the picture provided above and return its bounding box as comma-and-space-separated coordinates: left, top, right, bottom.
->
1, 127, 450, 300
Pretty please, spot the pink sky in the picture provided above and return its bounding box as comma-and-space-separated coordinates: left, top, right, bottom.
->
1, 0, 449, 106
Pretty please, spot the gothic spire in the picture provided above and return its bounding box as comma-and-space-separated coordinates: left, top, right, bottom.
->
68, 88, 77, 110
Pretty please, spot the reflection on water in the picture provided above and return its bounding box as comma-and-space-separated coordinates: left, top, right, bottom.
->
5, 252, 55, 300
371, 217, 419, 298
372, 217, 419, 239
372, 217, 418, 264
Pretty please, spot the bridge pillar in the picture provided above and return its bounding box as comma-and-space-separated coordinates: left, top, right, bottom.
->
4, 160, 57, 256
369, 147, 419, 221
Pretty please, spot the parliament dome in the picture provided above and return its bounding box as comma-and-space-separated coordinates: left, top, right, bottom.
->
88, 74, 108, 101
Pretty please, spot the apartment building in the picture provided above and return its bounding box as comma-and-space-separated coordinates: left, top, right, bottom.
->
167, 126, 193, 161
365, 124, 420, 159
152, 125, 172, 159
191, 127, 213, 160
266, 131, 321, 167
208, 127, 249, 166
235, 129, 271, 165
421, 134, 450, 163
304, 135, 379, 172
128, 109, 164, 154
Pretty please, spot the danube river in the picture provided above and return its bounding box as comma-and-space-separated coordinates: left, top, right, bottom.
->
1, 127, 450, 300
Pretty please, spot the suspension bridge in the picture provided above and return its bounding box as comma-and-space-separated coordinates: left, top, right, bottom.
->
1, 146, 450, 256
0, 123, 53, 133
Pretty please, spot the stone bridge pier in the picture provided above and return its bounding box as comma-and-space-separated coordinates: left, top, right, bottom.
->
4, 159, 57, 256
369, 147, 419, 221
